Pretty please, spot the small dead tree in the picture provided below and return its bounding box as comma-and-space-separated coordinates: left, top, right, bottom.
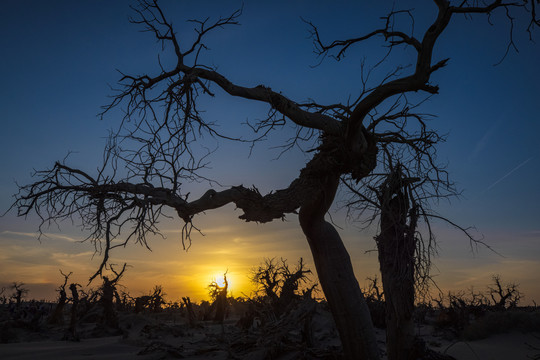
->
251, 258, 281, 306
251, 258, 315, 317
99, 264, 126, 328
278, 258, 313, 309
182, 296, 198, 328
10, 282, 28, 306
118, 290, 135, 311
149, 285, 166, 312
362, 277, 386, 329
64, 283, 81, 341
49, 270, 72, 325
134, 295, 151, 313
363, 277, 384, 303
207, 272, 229, 323
488, 274, 522, 310
113, 290, 123, 311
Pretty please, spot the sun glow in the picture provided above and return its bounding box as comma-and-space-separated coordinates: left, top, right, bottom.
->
211, 272, 232, 290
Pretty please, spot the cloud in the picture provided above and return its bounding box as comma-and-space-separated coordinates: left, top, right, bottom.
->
0, 244, 58, 266
49, 251, 96, 269
467, 118, 503, 163
45, 233, 82, 243
482, 156, 533, 194
1, 230, 40, 238
1, 230, 81, 243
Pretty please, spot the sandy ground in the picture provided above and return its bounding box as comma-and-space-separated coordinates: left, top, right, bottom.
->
1, 331, 539, 360
440, 332, 540, 360
1, 303, 539, 360
0, 336, 147, 360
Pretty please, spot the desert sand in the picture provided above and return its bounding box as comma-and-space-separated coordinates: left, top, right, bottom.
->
1, 307, 538, 360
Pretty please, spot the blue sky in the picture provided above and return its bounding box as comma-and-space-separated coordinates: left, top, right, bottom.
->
1, 1, 539, 302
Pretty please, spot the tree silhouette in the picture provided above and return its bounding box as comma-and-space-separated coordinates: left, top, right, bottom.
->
10, 282, 28, 306
251, 257, 315, 316
49, 270, 72, 325
207, 271, 229, 324
99, 263, 126, 328
488, 274, 522, 310
11, 1, 537, 358
64, 283, 81, 341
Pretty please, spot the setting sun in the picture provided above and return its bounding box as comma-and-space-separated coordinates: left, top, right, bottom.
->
1, 1, 539, 359
200, 268, 255, 299
211, 272, 231, 289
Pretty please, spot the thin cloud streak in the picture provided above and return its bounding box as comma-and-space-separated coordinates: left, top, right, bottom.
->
1, 230, 81, 243
482, 156, 533, 194
1, 230, 39, 238
467, 117, 503, 164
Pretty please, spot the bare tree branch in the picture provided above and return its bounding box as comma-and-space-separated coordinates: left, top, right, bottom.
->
8, 3, 537, 357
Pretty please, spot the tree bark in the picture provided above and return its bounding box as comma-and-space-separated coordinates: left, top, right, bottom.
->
101, 277, 118, 328
64, 283, 79, 341
299, 175, 380, 360
379, 258, 415, 360
377, 178, 417, 360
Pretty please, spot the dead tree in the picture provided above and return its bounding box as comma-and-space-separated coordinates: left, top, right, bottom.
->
49, 270, 72, 325
251, 258, 314, 316
99, 264, 126, 328
345, 148, 482, 360
114, 290, 123, 311
251, 258, 281, 306
11, 1, 538, 358
362, 277, 386, 329
278, 258, 312, 309
363, 277, 384, 304
64, 283, 80, 341
101, 276, 116, 327
134, 295, 151, 313
207, 272, 229, 323
182, 297, 198, 328
150, 285, 166, 312
10, 282, 28, 307
376, 165, 420, 360
488, 274, 522, 310
347, 161, 423, 358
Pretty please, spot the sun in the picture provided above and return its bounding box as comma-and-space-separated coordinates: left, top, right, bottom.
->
211, 272, 233, 290
204, 269, 254, 299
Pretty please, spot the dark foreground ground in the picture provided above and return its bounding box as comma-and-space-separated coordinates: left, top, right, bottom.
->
1, 301, 539, 359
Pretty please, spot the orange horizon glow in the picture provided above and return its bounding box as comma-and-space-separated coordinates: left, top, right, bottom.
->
1, 257, 539, 306
1, 210, 539, 305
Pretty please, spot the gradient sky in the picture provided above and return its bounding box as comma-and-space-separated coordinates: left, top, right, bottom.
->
1, 1, 539, 304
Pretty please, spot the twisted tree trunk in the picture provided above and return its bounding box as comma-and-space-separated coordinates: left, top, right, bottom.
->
299, 175, 380, 360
